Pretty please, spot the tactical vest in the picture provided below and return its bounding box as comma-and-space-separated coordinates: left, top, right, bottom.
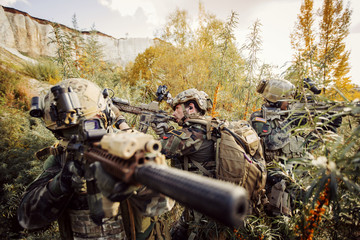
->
250, 108, 302, 216
163, 118, 216, 176
250, 109, 304, 163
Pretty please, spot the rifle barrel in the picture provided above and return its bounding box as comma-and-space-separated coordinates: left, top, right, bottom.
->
135, 163, 248, 227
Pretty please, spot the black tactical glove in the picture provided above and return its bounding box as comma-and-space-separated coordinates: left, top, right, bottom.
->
91, 162, 140, 202
49, 160, 85, 196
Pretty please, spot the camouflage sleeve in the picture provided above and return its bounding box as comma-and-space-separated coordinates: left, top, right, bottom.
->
129, 187, 175, 217
17, 155, 73, 229
160, 128, 203, 159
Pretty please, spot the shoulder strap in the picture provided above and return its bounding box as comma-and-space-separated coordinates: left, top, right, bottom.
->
186, 117, 213, 140
184, 156, 213, 177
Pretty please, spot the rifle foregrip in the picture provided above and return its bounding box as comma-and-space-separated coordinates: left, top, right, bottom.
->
135, 163, 248, 227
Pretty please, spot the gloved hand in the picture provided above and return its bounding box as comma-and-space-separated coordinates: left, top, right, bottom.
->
151, 122, 169, 136
91, 162, 140, 202
49, 160, 85, 196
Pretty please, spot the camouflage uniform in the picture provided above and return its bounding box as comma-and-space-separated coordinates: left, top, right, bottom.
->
160, 118, 220, 239
154, 89, 229, 239
250, 79, 303, 216
160, 89, 215, 176
18, 151, 171, 240
251, 109, 304, 163
18, 78, 172, 240
161, 118, 215, 176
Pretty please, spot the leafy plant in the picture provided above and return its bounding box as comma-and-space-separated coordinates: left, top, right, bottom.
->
0, 106, 56, 239
22, 60, 61, 84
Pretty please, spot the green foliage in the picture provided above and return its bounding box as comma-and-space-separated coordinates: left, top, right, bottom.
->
21, 60, 61, 84
0, 105, 56, 239
49, 18, 122, 90
0, 65, 30, 110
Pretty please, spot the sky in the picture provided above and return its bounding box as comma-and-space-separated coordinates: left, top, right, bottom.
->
1, 0, 360, 86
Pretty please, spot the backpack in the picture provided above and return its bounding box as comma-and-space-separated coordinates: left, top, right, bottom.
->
186, 117, 267, 206
213, 119, 267, 206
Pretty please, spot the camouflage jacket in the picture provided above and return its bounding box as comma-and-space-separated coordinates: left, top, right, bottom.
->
17, 150, 173, 240
160, 119, 215, 175
250, 108, 304, 163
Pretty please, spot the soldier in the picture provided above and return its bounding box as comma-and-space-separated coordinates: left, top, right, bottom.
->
250, 79, 304, 216
152, 88, 216, 239
17, 78, 173, 240
153, 88, 215, 175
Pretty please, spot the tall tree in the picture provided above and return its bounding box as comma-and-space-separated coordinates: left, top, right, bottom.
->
160, 8, 193, 48
240, 19, 263, 118
289, 0, 358, 100
290, 0, 316, 82
130, 7, 246, 119
318, 0, 352, 98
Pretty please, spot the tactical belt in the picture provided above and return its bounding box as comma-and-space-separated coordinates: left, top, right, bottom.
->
67, 209, 126, 240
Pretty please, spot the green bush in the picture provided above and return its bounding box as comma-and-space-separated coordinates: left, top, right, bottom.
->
22, 60, 61, 84
0, 65, 30, 110
0, 106, 56, 239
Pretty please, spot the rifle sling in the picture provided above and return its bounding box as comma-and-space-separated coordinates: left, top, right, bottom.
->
184, 156, 213, 177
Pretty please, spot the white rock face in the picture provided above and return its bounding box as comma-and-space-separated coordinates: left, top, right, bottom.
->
0, 5, 154, 66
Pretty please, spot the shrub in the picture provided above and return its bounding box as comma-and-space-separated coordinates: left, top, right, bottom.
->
0, 106, 56, 239
22, 60, 61, 83
0, 65, 30, 110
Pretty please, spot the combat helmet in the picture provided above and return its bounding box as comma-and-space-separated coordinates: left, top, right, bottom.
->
171, 88, 212, 114
256, 79, 295, 103
31, 78, 108, 131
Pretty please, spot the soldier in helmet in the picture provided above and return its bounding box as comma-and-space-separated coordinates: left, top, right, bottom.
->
152, 88, 224, 239
17, 78, 173, 240
152, 88, 214, 175
250, 79, 304, 217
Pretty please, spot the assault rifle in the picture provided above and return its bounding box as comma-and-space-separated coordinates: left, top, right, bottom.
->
263, 101, 360, 120
110, 85, 175, 133
68, 119, 248, 228
263, 78, 360, 127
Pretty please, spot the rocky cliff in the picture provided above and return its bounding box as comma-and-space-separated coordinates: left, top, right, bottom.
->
0, 5, 154, 66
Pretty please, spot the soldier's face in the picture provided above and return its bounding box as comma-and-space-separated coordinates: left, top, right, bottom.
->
173, 104, 185, 122
173, 103, 197, 122
280, 101, 289, 110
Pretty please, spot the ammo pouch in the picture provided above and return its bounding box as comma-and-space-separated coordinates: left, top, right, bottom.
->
267, 180, 291, 216
282, 135, 304, 157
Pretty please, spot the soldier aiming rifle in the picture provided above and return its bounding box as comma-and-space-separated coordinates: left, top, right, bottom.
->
19, 78, 248, 240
